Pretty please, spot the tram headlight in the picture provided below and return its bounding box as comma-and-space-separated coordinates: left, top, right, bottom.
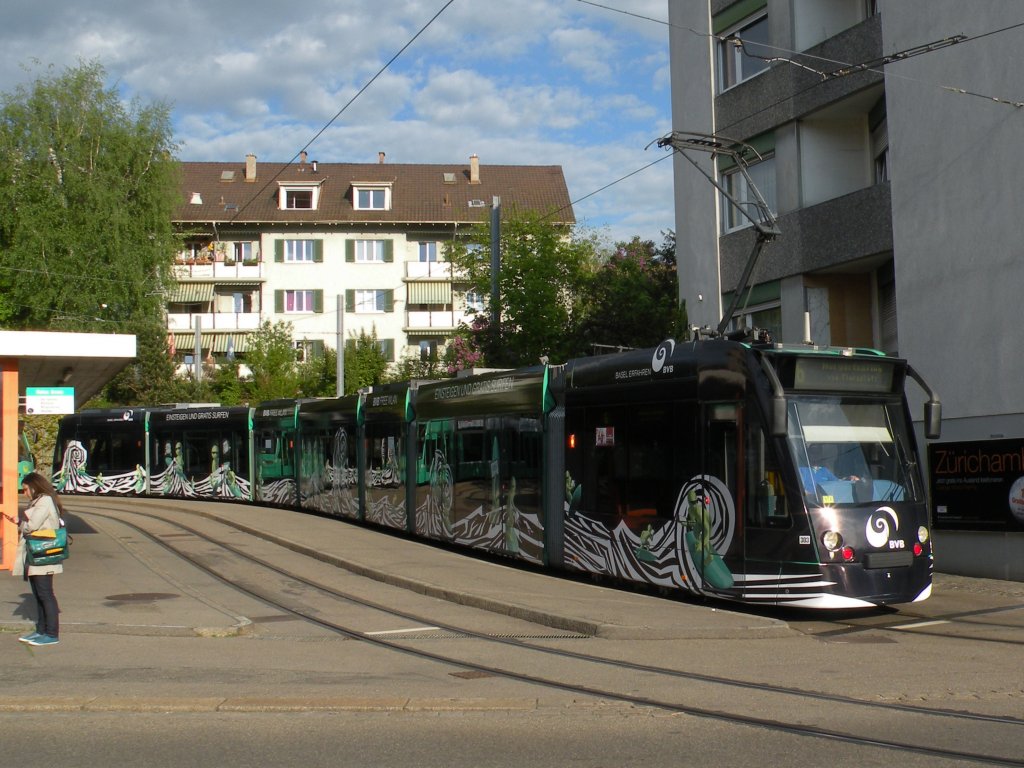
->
822, 530, 843, 552
917, 526, 929, 544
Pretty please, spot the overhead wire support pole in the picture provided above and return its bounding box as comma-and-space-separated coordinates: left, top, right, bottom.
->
655, 131, 781, 337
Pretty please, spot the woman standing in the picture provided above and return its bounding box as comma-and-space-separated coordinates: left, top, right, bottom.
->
9, 472, 64, 646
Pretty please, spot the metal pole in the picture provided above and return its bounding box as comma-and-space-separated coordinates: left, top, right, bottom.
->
336, 294, 344, 396
194, 315, 202, 383
490, 196, 501, 327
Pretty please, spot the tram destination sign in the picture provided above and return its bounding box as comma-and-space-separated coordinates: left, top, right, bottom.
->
792, 358, 894, 393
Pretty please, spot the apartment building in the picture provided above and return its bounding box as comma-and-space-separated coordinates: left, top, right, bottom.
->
668, 0, 1024, 579
170, 153, 574, 366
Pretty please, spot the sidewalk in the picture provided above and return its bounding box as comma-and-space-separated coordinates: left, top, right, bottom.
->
2, 496, 789, 641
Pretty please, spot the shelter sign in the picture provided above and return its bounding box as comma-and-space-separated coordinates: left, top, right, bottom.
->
25, 386, 75, 415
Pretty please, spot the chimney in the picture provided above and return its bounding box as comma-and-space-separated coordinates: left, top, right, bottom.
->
300, 150, 307, 165
378, 151, 386, 164
311, 160, 318, 173
469, 154, 480, 184
245, 153, 257, 182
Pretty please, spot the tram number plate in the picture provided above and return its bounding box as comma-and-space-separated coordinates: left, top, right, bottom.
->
863, 551, 914, 569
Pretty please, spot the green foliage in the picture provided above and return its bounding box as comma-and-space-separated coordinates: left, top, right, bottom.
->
387, 346, 445, 383
245, 320, 299, 401
445, 210, 598, 366
210, 360, 245, 405
297, 345, 339, 397
22, 414, 60, 479
575, 234, 685, 353
0, 60, 180, 334
343, 327, 389, 393
101, 318, 189, 405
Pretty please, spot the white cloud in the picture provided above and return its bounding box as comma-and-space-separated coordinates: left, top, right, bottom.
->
0, 0, 675, 243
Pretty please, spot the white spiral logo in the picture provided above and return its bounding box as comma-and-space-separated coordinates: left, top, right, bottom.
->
865, 506, 899, 548
652, 339, 675, 372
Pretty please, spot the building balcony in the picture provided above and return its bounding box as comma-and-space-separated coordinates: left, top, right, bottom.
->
166, 312, 262, 331
405, 261, 453, 280
173, 261, 263, 280
719, 182, 892, 291
404, 310, 462, 332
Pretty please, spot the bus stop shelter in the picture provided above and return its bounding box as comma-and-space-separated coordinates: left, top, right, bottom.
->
1, 330, 136, 570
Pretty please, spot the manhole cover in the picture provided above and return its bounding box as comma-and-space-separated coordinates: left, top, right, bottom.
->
104, 593, 179, 602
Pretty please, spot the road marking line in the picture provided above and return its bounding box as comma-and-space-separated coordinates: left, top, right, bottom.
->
365, 626, 440, 636
891, 620, 950, 630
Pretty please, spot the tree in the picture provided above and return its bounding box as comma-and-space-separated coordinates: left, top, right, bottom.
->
445, 210, 598, 367
296, 345, 339, 397
102, 318, 191, 406
0, 60, 180, 333
343, 327, 389, 394
576, 236, 686, 353
245, 320, 299, 401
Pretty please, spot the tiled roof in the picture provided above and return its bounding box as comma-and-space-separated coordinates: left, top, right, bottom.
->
176, 158, 575, 226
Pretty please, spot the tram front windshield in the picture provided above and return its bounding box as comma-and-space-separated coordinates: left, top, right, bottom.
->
787, 397, 920, 506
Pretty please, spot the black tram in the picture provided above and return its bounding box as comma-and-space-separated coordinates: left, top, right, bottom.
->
52, 337, 939, 609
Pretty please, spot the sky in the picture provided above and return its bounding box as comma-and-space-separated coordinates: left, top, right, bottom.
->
0, 0, 676, 247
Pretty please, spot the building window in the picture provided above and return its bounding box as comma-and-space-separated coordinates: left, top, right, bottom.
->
419, 242, 438, 262
233, 242, 253, 263
419, 339, 440, 361
356, 240, 386, 263
872, 119, 889, 183
284, 239, 316, 262
356, 290, 388, 313
285, 189, 313, 209
353, 184, 392, 211
294, 339, 325, 362
465, 290, 486, 312
721, 154, 776, 232
278, 183, 320, 210
285, 290, 315, 313
718, 12, 770, 91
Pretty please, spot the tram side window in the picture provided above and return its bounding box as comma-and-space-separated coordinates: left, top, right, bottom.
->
86, 428, 139, 473
625, 405, 674, 518
746, 413, 788, 528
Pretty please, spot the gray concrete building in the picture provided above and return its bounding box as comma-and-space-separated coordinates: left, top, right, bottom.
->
668, 0, 1024, 579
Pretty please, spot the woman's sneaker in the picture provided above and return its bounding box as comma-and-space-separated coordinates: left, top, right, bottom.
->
27, 635, 59, 646
18, 632, 40, 643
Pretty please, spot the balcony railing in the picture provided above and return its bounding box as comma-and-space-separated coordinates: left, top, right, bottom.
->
405, 261, 452, 279
166, 312, 262, 331
173, 261, 263, 280
405, 310, 455, 330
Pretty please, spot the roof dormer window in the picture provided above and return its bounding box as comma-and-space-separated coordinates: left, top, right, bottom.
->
352, 182, 392, 211
277, 180, 322, 210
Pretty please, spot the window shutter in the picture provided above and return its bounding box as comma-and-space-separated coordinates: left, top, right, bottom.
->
383, 240, 394, 263
314, 239, 324, 263
313, 290, 324, 313
275, 290, 284, 313
345, 240, 355, 262
381, 339, 395, 362
275, 241, 284, 262
311, 339, 325, 358
384, 289, 394, 312
345, 290, 355, 313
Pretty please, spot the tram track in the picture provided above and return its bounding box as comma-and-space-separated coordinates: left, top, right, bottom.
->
73, 500, 1024, 767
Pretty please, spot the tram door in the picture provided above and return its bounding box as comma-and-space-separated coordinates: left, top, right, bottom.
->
699, 403, 743, 594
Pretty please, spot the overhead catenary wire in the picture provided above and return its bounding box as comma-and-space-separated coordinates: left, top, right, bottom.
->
579, 0, 1024, 123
